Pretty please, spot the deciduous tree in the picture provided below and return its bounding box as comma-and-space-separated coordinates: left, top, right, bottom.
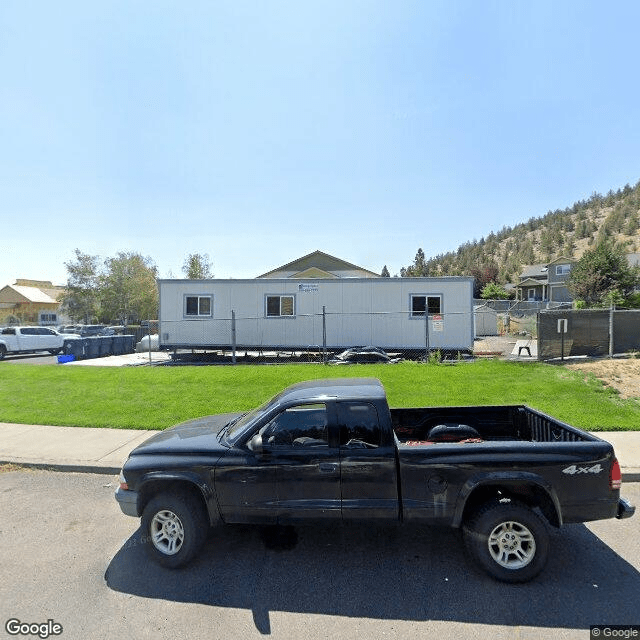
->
61, 249, 101, 323
182, 253, 213, 279
99, 252, 159, 324
480, 282, 511, 300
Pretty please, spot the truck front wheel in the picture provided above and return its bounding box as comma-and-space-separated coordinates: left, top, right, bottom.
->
463, 501, 549, 583
0, 345, 5, 360
141, 491, 209, 569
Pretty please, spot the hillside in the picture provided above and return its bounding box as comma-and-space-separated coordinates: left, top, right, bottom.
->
401, 179, 640, 285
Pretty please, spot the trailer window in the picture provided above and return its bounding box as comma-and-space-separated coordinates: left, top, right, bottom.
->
411, 295, 441, 317
266, 295, 295, 317
184, 295, 212, 317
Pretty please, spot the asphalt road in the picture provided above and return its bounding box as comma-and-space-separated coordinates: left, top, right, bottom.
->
0, 469, 638, 640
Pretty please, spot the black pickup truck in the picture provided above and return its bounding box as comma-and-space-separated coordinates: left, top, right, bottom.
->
115, 378, 634, 582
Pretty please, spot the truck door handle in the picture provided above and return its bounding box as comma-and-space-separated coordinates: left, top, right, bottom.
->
318, 462, 338, 474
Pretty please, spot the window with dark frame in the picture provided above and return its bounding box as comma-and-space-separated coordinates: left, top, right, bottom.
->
266, 295, 295, 317
338, 402, 381, 448
261, 403, 329, 448
185, 295, 212, 317
411, 294, 441, 317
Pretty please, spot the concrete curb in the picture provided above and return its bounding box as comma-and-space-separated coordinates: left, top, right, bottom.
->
1, 422, 639, 483
2, 458, 639, 483
0, 459, 122, 475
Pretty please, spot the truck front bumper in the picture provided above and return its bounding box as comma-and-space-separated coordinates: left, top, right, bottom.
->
115, 486, 139, 517
617, 497, 636, 519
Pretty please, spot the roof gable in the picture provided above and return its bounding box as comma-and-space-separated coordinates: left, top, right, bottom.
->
0, 285, 58, 304
258, 250, 379, 278
518, 277, 546, 287
292, 267, 337, 279
546, 256, 576, 267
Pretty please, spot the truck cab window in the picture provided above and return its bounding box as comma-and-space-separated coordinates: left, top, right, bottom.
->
262, 403, 329, 448
339, 402, 381, 448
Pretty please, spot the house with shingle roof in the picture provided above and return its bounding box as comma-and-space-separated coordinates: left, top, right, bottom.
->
0, 280, 66, 325
515, 257, 576, 302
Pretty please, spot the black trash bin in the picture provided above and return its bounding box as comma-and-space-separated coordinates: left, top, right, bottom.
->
123, 335, 136, 354
98, 336, 113, 356
112, 335, 124, 355
65, 339, 85, 360
84, 337, 100, 359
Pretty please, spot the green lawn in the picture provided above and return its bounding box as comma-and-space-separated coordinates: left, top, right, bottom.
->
0, 360, 638, 431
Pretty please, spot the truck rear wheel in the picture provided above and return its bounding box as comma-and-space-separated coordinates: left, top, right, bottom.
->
141, 491, 209, 569
463, 500, 549, 583
0, 345, 5, 360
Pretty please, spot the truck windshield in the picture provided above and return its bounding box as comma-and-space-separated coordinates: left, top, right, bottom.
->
224, 394, 280, 444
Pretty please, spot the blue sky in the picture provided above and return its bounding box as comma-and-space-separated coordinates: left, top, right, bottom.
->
2, 1, 640, 286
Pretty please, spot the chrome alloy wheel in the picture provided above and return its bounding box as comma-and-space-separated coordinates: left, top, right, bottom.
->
150, 509, 185, 555
488, 520, 536, 569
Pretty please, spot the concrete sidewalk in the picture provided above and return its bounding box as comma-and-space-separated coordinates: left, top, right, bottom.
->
1, 422, 639, 481
0, 423, 159, 475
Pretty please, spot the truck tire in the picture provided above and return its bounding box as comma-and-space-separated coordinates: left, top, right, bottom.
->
463, 500, 549, 583
49, 348, 62, 355
0, 345, 5, 360
141, 491, 209, 569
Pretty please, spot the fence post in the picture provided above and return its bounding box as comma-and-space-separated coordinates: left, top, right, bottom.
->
232, 310, 237, 365
322, 306, 327, 364
609, 303, 614, 358
425, 310, 429, 362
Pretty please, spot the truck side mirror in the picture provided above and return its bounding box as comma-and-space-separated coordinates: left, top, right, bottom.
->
247, 433, 264, 455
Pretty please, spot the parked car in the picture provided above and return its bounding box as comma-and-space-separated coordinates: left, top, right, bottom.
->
57, 325, 83, 335
78, 324, 113, 336
115, 377, 634, 582
0, 326, 81, 359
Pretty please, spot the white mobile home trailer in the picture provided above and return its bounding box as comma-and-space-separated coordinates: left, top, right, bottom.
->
158, 277, 474, 354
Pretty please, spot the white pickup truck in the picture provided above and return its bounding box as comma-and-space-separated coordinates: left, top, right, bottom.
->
0, 326, 81, 359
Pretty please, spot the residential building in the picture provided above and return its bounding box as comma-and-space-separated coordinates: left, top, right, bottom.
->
0, 279, 67, 325
515, 257, 575, 303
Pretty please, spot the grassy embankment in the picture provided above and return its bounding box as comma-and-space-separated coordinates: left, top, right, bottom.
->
0, 360, 638, 431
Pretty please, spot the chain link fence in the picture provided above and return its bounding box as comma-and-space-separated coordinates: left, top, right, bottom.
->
158, 310, 476, 364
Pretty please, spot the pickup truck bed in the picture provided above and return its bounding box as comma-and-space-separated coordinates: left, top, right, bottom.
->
115, 377, 634, 582
392, 405, 591, 444
390, 405, 620, 527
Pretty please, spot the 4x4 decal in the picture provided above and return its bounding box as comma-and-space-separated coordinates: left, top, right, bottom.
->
562, 464, 603, 476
